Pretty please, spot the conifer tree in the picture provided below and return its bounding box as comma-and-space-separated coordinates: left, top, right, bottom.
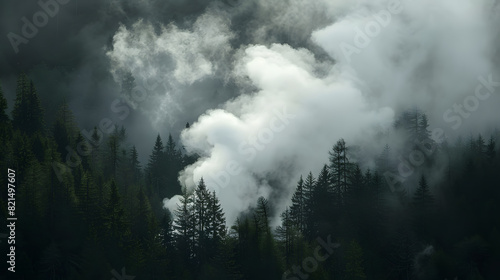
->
147, 134, 164, 197
486, 136, 496, 160
345, 240, 367, 280
413, 175, 433, 209
207, 190, 226, 244
329, 139, 351, 201
194, 178, 211, 261
303, 172, 316, 240
290, 176, 306, 233
12, 74, 44, 135
256, 196, 271, 236
103, 180, 128, 243
130, 146, 142, 183
0, 82, 9, 124
174, 188, 195, 264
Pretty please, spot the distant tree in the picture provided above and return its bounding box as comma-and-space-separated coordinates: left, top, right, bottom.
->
132, 187, 155, 243
329, 139, 351, 202
12, 73, 44, 135
164, 134, 183, 198
476, 134, 486, 155
0, 82, 9, 123
146, 134, 164, 197
255, 197, 271, 236
418, 113, 431, 141
52, 102, 78, 157
376, 144, 391, 174
486, 136, 496, 161
103, 180, 128, 248
129, 146, 142, 184
345, 240, 367, 280
413, 175, 433, 209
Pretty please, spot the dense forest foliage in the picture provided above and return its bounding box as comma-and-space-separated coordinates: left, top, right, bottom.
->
1, 74, 500, 279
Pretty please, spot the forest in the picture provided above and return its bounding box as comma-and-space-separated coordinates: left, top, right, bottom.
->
1, 73, 500, 280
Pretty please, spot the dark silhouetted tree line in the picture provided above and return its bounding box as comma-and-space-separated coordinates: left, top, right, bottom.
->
1, 75, 500, 279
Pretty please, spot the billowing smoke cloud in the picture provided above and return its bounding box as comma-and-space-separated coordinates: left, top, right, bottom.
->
168, 0, 500, 225
106, 10, 235, 129
3, 0, 499, 226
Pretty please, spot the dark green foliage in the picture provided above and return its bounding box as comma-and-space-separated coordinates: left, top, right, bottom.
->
3, 81, 500, 280
12, 73, 44, 135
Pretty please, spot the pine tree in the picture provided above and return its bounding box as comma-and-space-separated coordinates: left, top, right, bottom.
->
329, 139, 351, 202
160, 209, 174, 250
106, 127, 122, 180
290, 176, 306, 233
194, 178, 211, 262
476, 134, 486, 155
376, 144, 391, 174
174, 188, 195, 264
418, 113, 431, 141
147, 134, 164, 197
312, 165, 334, 238
256, 196, 271, 236
12, 74, 44, 135
207, 190, 226, 244
486, 136, 496, 161
275, 207, 295, 266
164, 134, 183, 198
103, 180, 128, 242
130, 146, 142, 183
0, 82, 9, 124
133, 187, 154, 243
303, 172, 316, 240
413, 175, 433, 209
345, 240, 367, 280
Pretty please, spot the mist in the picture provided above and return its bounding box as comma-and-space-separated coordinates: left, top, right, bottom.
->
2, 0, 500, 225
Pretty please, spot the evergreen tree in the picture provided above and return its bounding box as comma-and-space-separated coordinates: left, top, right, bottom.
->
147, 134, 164, 197
256, 196, 271, 236
303, 172, 316, 240
164, 134, 183, 198
329, 138, 351, 202
207, 190, 226, 244
413, 175, 433, 209
174, 188, 195, 265
129, 146, 142, 184
486, 136, 496, 160
12, 73, 44, 135
0, 82, 9, 123
290, 176, 306, 233
418, 113, 431, 141
345, 240, 367, 280
160, 209, 174, 250
275, 207, 295, 266
103, 180, 128, 243
193, 178, 211, 262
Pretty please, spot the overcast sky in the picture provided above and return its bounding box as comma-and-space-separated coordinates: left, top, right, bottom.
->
2, 0, 500, 225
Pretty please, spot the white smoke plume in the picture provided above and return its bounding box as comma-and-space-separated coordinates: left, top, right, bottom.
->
106, 0, 500, 225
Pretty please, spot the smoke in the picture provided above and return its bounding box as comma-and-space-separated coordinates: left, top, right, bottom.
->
3, 0, 499, 225
169, 0, 500, 225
